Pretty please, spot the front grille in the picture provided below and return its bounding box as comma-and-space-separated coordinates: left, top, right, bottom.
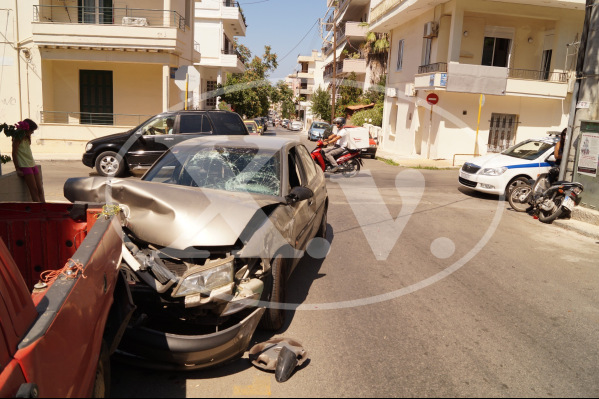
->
459, 177, 477, 188
462, 163, 481, 174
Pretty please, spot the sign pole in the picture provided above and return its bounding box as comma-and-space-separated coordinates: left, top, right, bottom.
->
474, 94, 484, 156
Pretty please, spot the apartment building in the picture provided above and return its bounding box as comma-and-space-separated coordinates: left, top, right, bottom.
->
368, 0, 585, 161
296, 50, 325, 129
0, 0, 200, 158
322, 0, 370, 94
194, 0, 246, 110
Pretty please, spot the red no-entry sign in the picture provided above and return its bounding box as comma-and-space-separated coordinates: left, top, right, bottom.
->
426, 93, 439, 105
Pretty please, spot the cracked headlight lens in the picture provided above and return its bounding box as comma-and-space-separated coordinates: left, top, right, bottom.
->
173, 260, 234, 297
479, 167, 507, 176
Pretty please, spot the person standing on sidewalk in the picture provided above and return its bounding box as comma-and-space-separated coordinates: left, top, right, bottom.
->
323, 117, 349, 173
11, 119, 45, 203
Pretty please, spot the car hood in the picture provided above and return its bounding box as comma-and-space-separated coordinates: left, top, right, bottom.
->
88, 130, 134, 145
464, 153, 546, 169
64, 177, 286, 250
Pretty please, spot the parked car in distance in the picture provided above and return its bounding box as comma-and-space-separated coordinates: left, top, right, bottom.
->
82, 110, 248, 177
64, 136, 328, 371
308, 122, 331, 141
289, 121, 303, 131
0, 203, 133, 398
244, 120, 260, 135
254, 118, 266, 134
282, 119, 290, 129
459, 135, 559, 196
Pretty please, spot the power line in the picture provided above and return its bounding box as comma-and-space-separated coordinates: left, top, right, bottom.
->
278, 18, 319, 62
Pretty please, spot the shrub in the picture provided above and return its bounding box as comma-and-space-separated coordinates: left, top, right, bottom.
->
350, 104, 383, 127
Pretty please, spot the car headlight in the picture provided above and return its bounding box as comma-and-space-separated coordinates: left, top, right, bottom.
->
479, 167, 507, 176
85, 143, 93, 152
172, 260, 234, 297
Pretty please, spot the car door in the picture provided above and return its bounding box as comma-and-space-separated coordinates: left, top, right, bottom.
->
286, 145, 318, 251
295, 144, 325, 239
128, 115, 177, 167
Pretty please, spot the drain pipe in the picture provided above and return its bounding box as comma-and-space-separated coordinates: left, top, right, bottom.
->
13, 0, 23, 121
560, 0, 592, 181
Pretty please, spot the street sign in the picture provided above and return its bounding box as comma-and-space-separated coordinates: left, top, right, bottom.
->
426, 93, 439, 105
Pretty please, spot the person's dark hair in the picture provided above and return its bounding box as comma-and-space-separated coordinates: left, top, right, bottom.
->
24, 118, 38, 131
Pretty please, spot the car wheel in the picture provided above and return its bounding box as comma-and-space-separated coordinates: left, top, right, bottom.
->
259, 254, 287, 331
95, 151, 126, 177
316, 203, 328, 238
505, 177, 529, 198
91, 340, 111, 398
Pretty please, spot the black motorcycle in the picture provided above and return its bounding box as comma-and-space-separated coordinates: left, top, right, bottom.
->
508, 166, 584, 224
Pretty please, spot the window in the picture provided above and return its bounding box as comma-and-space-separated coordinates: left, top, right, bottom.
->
296, 145, 317, 182
206, 81, 217, 107
481, 37, 511, 67
396, 39, 404, 71
78, 0, 112, 24
209, 112, 247, 135
80, 70, 113, 125
180, 114, 212, 134
487, 113, 518, 153
422, 37, 432, 66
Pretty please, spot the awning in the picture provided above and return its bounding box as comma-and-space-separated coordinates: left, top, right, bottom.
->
346, 103, 375, 111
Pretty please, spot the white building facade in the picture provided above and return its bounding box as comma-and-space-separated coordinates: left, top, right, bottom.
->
193, 0, 246, 110
369, 0, 585, 161
297, 50, 325, 129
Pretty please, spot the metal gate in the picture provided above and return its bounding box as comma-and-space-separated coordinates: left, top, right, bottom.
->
487, 113, 518, 153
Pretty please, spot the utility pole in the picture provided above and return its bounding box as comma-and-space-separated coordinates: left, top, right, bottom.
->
331, 5, 337, 125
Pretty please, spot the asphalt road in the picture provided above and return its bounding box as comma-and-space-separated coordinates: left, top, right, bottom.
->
23, 126, 599, 397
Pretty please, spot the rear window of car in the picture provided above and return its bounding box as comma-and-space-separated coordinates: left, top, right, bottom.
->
209, 112, 248, 135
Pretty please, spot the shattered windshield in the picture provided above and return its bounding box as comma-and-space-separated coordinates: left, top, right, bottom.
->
144, 145, 281, 196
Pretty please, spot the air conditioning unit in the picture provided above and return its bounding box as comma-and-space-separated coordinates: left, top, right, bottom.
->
423, 21, 438, 38
405, 83, 417, 97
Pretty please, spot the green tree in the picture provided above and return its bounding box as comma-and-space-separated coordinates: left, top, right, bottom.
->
218, 46, 279, 118
310, 87, 331, 122
275, 81, 295, 119
336, 72, 363, 117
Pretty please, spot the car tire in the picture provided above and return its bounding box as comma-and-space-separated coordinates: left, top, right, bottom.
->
91, 340, 111, 398
259, 254, 287, 331
505, 177, 529, 198
95, 151, 126, 177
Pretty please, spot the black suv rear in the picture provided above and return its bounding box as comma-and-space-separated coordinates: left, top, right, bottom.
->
82, 110, 248, 176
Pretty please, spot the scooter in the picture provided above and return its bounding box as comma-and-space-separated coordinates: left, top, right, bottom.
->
310, 139, 363, 177
508, 166, 584, 224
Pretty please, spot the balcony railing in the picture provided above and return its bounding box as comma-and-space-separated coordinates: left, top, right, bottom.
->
223, 0, 247, 27
508, 68, 568, 83
222, 48, 243, 62
40, 111, 153, 127
416, 63, 568, 83
418, 62, 447, 74
33, 5, 186, 30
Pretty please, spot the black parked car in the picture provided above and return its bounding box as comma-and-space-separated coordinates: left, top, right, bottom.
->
82, 110, 248, 177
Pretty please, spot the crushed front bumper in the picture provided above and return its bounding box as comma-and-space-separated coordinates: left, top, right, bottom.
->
116, 307, 265, 370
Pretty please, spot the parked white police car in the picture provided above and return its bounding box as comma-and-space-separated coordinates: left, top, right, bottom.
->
459, 135, 560, 196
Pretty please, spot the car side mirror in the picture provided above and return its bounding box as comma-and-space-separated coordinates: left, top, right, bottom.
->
286, 186, 313, 205
547, 154, 556, 162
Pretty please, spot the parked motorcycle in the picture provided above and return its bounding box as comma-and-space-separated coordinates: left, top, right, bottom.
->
508, 166, 584, 224
310, 139, 363, 178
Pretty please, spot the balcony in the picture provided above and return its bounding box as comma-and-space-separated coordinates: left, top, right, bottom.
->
414, 62, 569, 99
344, 21, 368, 41
324, 58, 366, 78
32, 5, 186, 53
222, 1, 247, 37
220, 49, 246, 73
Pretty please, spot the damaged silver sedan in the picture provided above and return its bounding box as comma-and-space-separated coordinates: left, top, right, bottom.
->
64, 136, 328, 370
